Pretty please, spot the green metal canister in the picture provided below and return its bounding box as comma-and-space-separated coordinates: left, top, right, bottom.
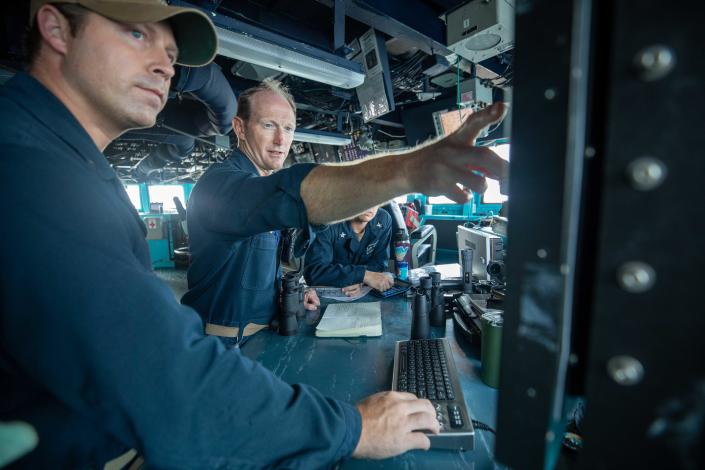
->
480, 311, 503, 388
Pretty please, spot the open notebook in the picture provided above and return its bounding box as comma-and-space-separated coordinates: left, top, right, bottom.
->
315, 302, 382, 338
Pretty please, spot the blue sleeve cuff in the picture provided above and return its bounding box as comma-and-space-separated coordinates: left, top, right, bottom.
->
276, 163, 328, 257
335, 401, 362, 460
352, 265, 367, 285
276, 163, 318, 230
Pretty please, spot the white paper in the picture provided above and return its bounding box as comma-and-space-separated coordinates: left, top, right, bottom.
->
314, 285, 372, 302
315, 301, 382, 337
408, 263, 462, 286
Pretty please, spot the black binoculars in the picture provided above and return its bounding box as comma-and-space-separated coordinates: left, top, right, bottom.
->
278, 272, 305, 336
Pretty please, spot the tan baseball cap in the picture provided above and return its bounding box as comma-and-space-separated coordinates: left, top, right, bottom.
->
30, 0, 218, 67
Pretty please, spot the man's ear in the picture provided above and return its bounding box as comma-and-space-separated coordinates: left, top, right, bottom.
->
232, 116, 245, 141
35, 4, 73, 56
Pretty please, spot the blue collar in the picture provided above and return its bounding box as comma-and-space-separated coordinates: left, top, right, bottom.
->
367, 212, 386, 236
228, 148, 261, 176
3, 73, 118, 181
339, 211, 384, 251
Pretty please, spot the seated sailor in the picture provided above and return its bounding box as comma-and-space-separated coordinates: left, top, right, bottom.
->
304, 206, 393, 295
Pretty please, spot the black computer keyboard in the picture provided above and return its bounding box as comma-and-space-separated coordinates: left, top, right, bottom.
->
370, 279, 411, 298
391, 338, 474, 450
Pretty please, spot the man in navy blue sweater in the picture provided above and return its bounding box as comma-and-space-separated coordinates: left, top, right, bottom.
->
305, 206, 394, 296
182, 79, 322, 346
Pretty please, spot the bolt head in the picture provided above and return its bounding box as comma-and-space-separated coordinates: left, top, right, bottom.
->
627, 157, 667, 191
607, 355, 644, 385
617, 261, 656, 293
634, 45, 676, 81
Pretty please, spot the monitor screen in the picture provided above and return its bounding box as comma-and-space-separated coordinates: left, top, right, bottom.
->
432, 107, 474, 138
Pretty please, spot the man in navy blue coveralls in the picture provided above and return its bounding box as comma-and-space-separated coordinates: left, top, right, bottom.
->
182, 80, 320, 346
0, 0, 509, 467
305, 206, 394, 296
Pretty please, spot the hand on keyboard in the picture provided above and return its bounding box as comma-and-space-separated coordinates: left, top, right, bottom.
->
352, 391, 440, 459
392, 339, 475, 450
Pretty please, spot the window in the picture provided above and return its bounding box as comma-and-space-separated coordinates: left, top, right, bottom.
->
148, 185, 185, 213
482, 143, 510, 204
124, 184, 142, 211
427, 195, 457, 204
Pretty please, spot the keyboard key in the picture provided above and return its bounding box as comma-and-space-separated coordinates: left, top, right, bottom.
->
448, 405, 464, 428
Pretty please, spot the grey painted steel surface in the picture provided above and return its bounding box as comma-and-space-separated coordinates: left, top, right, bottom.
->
241, 295, 503, 469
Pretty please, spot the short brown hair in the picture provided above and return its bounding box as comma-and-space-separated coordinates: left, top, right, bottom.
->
236, 78, 297, 122
24, 3, 89, 66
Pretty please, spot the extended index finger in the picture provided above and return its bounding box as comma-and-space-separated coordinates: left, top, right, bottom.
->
466, 146, 509, 181
456, 102, 506, 145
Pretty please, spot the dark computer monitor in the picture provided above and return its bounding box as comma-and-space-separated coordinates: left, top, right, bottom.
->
493, 2, 593, 468
495, 2, 703, 470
